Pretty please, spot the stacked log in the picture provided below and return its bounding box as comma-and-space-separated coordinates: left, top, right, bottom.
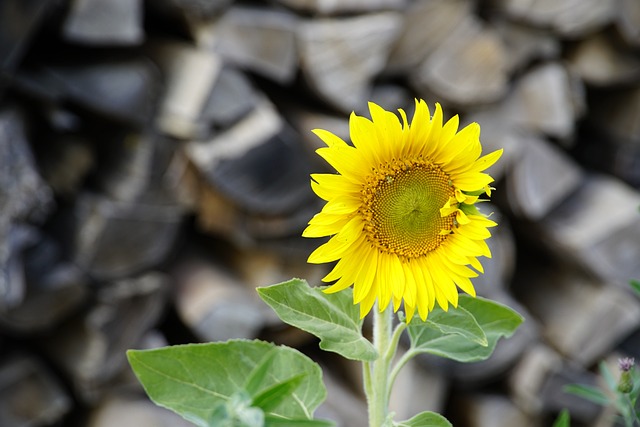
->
1, 1, 640, 426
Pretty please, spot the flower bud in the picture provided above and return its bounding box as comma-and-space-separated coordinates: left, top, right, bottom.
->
617, 357, 635, 394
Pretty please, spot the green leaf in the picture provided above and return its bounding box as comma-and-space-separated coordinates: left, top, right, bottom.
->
421, 304, 487, 347
257, 278, 377, 361
394, 411, 452, 427
563, 384, 610, 406
552, 409, 570, 427
252, 374, 305, 413
127, 340, 327, 427
407, 295, 523, 363
244, 349, 279, 397
265, 415, 335, 427
214, 392, 264, 427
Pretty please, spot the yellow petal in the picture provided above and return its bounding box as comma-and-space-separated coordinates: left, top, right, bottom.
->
323, 274, 354, 294
389, 254, 406, 301
350, 113, 384, 166
453, 275, 476, 297
315, 145, 368, 181
375, 254, 394, 311
359, 283, 378, 318
441, 123, 482, 171
452, 172, 494, 192
319, 195, 360, 215
353, 246, 378, 304
440, 198, 458, 217
402, 262, 417, 309
311, 128, 349, 148
456, 209, 470, 225
307, 217, 363, 263
369, 101, 404, 160
311, 173, 361, 201
421, 103, 444, 159
408, 99, 434, 156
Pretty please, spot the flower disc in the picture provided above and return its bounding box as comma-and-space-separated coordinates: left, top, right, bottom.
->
363, 162, 453, 259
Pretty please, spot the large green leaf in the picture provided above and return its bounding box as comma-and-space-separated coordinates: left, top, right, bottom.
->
394, 411, 452, 427
420, 304, 487, 347
407, 295, 523, 363
127, 340, 328, 427
264, 416, 335, 427
257, 278, 377, 361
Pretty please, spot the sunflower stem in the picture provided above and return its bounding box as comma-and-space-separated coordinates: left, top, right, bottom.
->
367, 304, 393, 427
387, 348, 415, 402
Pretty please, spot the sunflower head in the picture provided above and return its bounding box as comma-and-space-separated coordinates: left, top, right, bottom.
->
303, 100, 502, 322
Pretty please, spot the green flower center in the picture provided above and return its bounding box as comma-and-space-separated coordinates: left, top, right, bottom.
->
362, 160, 454, 259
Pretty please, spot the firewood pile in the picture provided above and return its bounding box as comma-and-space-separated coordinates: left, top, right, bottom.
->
1, 0, 640, 426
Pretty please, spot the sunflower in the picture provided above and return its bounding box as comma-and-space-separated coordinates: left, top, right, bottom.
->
303, 100, 502, 322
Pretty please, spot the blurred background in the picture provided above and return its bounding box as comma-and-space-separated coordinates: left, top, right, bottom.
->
1, 0, 640, 426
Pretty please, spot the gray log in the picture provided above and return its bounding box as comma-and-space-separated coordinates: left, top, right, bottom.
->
389, 356, 449, 420
539, 174, 640, 288
0, 225, 37, 312
151, 0, 233, 21
0, 229, 88, 333
317, 366, 368, 427
88, 395, 194, 427
0, 109, 53, 224
494, 0, 617, 38
0, 355, 72, 427
504, 62, 585, 141
587, 85, 640, 145
567, 31, 640, 87
70, 192, 183, 281
506, 134, 584, 220
63, 0, 144, 46
273, 0, 406, 15
0, 0, 53, 72
201, 66, 258, 129
36, 134, 94, 196
186, 96, 282, 175
411, 18, 509, 107
385, 0, 474, 74
517, 265, 640, 366
297, 13, 403, 113
14, 58, 161, 127
0, 110, 54, 309
94, 133, 180, 205
43, 272, 169, 402
578, 85, 640, 187
456, 393, 537, 427
493, 18, 560, 72
199, 6, 299, 84
185, 97, 317, 235
617, 0, 640, 47
174, 258, 271, 343
509, 345, 604, 422
150, 41, 222, 140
